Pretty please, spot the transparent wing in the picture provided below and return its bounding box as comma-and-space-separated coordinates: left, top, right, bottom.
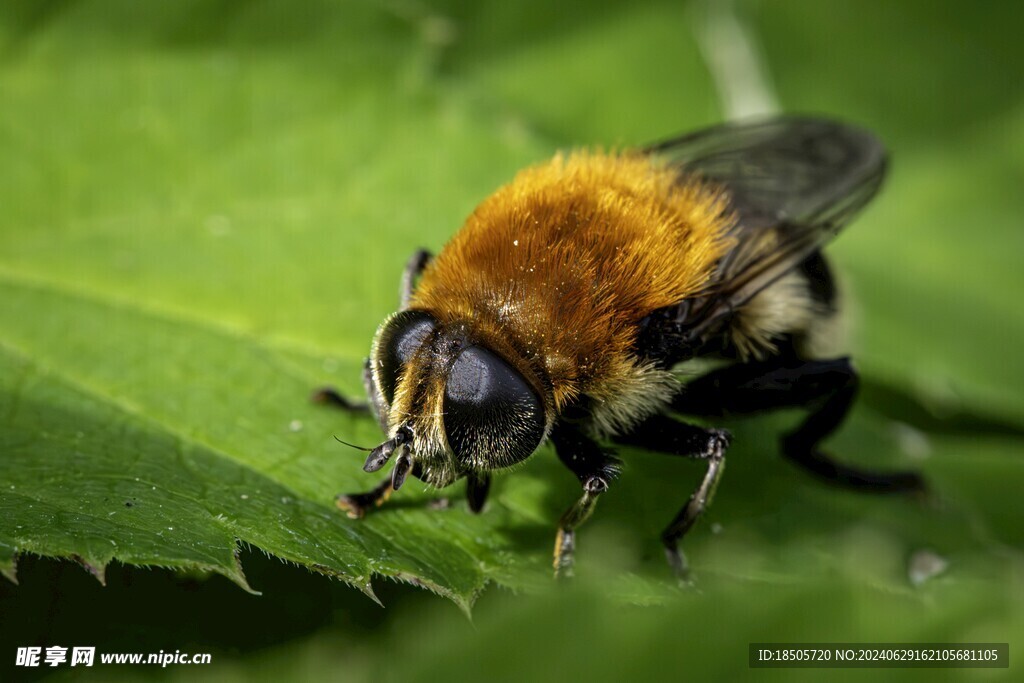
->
640, 116, 888, 361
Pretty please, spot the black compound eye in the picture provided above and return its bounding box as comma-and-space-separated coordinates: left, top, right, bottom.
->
443, 345, 545, 468
375, 311, 436, 403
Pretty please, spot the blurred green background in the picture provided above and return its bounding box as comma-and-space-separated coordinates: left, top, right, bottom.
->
1, 0, 1023, 681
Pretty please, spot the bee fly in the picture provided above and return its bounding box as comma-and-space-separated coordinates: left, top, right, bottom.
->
316, 116, 926, 580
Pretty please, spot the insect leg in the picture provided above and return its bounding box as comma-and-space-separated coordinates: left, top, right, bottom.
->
399, 249, 432, 309
672, 356, 925, 492
312, 359, 391, 433
550, 423, 622, 578
311, 387, 369, 413
614, 414, 730, 582
335, 477, 394, 519
466, 471, 491, 514
335, 461, 426, 519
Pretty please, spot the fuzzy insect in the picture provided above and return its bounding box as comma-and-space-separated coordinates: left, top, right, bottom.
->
318, 116, 926, 579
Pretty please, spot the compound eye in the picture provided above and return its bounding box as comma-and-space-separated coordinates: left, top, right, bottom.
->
375, 311, 436, 403
443, 345, 545, 468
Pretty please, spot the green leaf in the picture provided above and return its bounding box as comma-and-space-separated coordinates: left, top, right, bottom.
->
1, 0, 1023, 621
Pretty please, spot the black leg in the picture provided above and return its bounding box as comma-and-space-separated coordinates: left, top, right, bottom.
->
335, 461, 426, 519
313, 359, 390, 432
672, 356, 925, 492
335, 477, 394, 519
466, 472, 491, 514
311, 360, 377, 415
400, 249, 432, 309
311, 387, 369, 413
615, 414, 730, 582
549, 423, 622, 578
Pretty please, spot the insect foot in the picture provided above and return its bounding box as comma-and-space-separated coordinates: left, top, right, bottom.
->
705, 429, 731, 457
553, 528, 576, 580
334, 479, 395, 519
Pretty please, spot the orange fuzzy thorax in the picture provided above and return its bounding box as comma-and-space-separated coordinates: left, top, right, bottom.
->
409, 150, 736, 416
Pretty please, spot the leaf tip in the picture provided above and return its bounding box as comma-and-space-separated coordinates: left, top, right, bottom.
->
70, 554, 107, 586
229, 545, 261, 595
394, 571, 476, 618
361, 580, 383, 607
1, 556, 19, 585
